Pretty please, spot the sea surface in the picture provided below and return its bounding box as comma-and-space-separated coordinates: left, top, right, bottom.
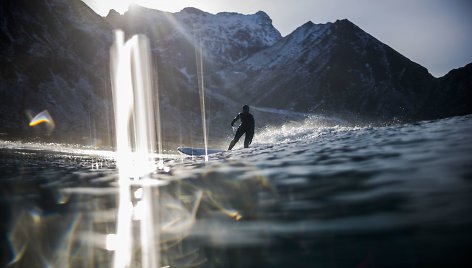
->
1, 115, 472, 268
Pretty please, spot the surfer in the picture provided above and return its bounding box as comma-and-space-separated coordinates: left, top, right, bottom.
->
228, 105, 255, 150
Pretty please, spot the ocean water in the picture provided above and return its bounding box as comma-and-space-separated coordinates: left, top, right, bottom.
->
1, 114, 471, 267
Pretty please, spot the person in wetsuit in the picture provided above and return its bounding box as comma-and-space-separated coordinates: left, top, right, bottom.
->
228, 105, 255, 150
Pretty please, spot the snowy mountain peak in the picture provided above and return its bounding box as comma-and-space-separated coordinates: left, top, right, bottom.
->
330, 18, 370, 39
106, 9, 120, 17
300, 21, 316, 28
334, 18, 357, 27
286, 21, 330, 45
106, 6, 282, 66
180, 7, 210, 16
174, 8, 282, 63
105, 9, 121, 22
254, 11, 272, 24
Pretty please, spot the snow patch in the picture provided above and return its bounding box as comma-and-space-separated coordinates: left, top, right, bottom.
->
179, 67, 193, 82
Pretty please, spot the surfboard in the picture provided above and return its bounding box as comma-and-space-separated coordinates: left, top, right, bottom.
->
177, 147, 225, 156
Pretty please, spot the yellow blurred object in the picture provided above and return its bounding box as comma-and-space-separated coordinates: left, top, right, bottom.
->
27, 110, 55, 135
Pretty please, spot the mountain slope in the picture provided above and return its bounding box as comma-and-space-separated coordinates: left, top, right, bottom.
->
433, 63, 472, 118
217, 19, 442, 121
0, 0, 113, 142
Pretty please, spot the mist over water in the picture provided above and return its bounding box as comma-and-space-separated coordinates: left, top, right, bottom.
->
1, 114, 472, 267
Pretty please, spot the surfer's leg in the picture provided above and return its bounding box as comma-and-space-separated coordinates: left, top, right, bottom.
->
228, 127, 245, 150
228, 140, 237, 150
244, 130, 254, 148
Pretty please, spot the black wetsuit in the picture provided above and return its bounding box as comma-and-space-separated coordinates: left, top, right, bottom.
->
228, 112, 255, 150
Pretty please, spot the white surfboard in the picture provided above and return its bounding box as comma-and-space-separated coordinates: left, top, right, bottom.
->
177, 147, 225, 156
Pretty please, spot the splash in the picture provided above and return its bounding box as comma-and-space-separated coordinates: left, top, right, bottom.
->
254, 115, 355, 145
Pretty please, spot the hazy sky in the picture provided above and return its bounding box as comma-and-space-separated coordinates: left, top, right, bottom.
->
82, 0, 472, 77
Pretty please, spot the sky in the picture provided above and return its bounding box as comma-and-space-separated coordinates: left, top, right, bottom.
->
81, 0, 472, 77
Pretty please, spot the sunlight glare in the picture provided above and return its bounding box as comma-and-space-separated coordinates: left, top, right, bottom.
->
109, 0, 134, 14
105, 234, 117, 251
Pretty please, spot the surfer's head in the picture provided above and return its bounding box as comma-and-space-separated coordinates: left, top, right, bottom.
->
242, 105, 250, 113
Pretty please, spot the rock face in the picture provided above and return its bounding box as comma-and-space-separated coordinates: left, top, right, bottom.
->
0, 0, 113, 143
0, 0, 470, 146
433, 63, 472, 119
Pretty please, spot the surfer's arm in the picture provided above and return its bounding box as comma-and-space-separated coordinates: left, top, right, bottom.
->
231, 113, 241, 126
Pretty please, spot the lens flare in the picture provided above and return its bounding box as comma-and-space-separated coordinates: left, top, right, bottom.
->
28, 110, 55, 131
110, 29, 163, 268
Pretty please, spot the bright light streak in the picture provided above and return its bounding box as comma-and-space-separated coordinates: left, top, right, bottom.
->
195, 40, 209, 162
28, 110, 55, 134
134, 188, 143, 199
28, 119, 48, 127
110, 29, 161, 268
133, 200, 145, 220
105, 234, 118, 251
139, 185, 158, 268
28, 110, 53, 126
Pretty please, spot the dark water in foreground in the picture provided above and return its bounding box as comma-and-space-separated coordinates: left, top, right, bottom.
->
1, 115, 472, 268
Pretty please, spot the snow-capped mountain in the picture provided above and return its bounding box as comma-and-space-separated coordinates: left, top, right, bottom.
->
217, 19, 470, 121
0, 0, 470, 146
107, 6, 281, 67
107, 5, 470, 124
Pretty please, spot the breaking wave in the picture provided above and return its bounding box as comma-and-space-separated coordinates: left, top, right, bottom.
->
253, 114, 363, 145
